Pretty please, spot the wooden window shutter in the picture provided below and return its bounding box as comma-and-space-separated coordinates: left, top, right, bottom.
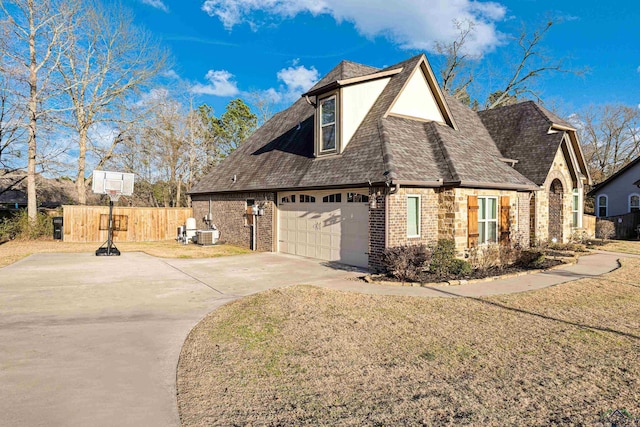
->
468, 195, 479, 247
500, 196, 511, 244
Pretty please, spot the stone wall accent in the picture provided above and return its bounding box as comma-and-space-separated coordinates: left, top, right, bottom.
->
191, 192, 275, 251
517, 192, 531, 248
533, 147, 578, 243
451, 188, 520, 255
437, 188, 456, 240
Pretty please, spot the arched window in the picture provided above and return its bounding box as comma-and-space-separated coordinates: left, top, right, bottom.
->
597, 195, 608, 217
630, 194, 640, 212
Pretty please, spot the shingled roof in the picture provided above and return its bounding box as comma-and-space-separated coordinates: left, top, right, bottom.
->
478, 101, 570, 186
191, 54, 562, 195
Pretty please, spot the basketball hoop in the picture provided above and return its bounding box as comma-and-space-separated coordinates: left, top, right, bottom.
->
106, 189, 121, 203
92, 170, 134, 257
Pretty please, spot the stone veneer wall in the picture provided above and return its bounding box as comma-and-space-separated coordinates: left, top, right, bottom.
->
517, 192, 531, 248
191, 192, 275, 251
532, 147, 577, 244
449, 188, 521, 255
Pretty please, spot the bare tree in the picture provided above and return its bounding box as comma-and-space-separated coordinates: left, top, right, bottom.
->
57, 0, 168, 204
576, 104, 640, 183
435, 19, 583, 110
434, 20, 478, 105
246, 90, 276, 127
0, 0, 73, 221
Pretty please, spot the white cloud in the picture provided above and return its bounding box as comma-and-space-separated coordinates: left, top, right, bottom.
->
162, 69, 180, 80
253, 64, 319, 103
277, 64, 319, 99
201, 0, 507, 55
190, 70, 240, 96
141, 0, 169, 12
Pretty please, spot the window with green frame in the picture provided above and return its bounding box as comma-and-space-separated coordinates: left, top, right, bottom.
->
407, 195, 420, 237
572, 188, 580, 227
478, 197, 498, 244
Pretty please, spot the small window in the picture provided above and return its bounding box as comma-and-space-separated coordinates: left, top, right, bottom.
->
630, 194, 640, 212
407, 195, 420, 237
572, 188, 580, 227
478, 197, 498, 244
322, 193, 342, 203
299, 194, 316, 203
347, 192, 369, 203
598, 195, 608, 217
281, 196, 291, 204
319, 96, 337, 153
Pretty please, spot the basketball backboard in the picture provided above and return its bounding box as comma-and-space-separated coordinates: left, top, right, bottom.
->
92, 170, 135, 196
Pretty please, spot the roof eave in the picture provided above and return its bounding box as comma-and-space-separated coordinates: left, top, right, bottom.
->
301, 68, 403, 98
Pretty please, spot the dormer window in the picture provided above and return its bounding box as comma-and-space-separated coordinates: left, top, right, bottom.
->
319, 95, 338, 154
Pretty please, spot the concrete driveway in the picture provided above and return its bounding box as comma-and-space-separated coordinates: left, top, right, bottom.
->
0, 250, 628, 426
0, 252, 362, 427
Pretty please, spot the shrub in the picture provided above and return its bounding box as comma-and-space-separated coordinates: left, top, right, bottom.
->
468, 242, 522, 271
516, 250, 545, 268
449, 258, 472, 276
429, 239, 461, 278
382, 244, 430, 282
0, 210, 53, 240
595, 219, 615, 240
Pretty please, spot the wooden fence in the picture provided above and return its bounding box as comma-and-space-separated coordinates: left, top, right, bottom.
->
604, 211, 640, 239
582, 214, 596, 238
62, 205, 192, 242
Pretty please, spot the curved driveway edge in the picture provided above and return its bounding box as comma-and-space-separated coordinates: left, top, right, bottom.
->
0, 250, 630, 426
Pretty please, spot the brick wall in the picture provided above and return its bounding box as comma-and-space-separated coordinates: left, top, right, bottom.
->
368, 187, 386, 272
191, 192, 275, 251
387, 187, 439, 247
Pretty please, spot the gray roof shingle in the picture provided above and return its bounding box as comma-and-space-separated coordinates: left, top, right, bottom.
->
192, 55, 556, 195
478, 101, 568, 186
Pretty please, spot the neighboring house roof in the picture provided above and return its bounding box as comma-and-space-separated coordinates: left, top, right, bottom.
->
587, 156, 640, 196
191, 54, 579, 195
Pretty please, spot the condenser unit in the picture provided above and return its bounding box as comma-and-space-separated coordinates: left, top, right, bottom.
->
196, 229, 219, 246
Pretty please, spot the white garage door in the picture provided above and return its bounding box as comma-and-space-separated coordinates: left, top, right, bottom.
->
278, 189, 369, 268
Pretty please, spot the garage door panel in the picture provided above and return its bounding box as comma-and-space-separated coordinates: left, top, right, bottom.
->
278, 190, 369, 268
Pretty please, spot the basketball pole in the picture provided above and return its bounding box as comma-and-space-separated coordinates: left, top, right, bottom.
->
96, 195, 121, 256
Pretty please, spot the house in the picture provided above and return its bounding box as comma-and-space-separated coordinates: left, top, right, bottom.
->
587, 156, 640, 218
189, 54, 591, 271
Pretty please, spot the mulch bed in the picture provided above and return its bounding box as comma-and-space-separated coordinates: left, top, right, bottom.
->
364, 257, 567, 286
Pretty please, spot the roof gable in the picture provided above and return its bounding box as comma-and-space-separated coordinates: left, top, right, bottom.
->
385, 55, 457, 129
587, 156, 640, 196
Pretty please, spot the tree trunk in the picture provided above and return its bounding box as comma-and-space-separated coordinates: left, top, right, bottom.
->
76, 126, 87, 204
27, 0, 38, 222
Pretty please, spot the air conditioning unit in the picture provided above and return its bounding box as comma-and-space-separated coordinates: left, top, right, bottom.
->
196, 229, 219, 246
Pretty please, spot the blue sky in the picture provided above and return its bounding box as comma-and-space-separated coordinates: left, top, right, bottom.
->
127, 0, 640, 117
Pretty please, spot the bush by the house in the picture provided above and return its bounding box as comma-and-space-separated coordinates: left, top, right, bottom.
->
382, 244, 430, 282
0, 210, 53, 241
516, 250, 546, 268
595, 219, 616, 240
429, 239, 465, 278
449, 258, 472, 276
468, 242, 522, 271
